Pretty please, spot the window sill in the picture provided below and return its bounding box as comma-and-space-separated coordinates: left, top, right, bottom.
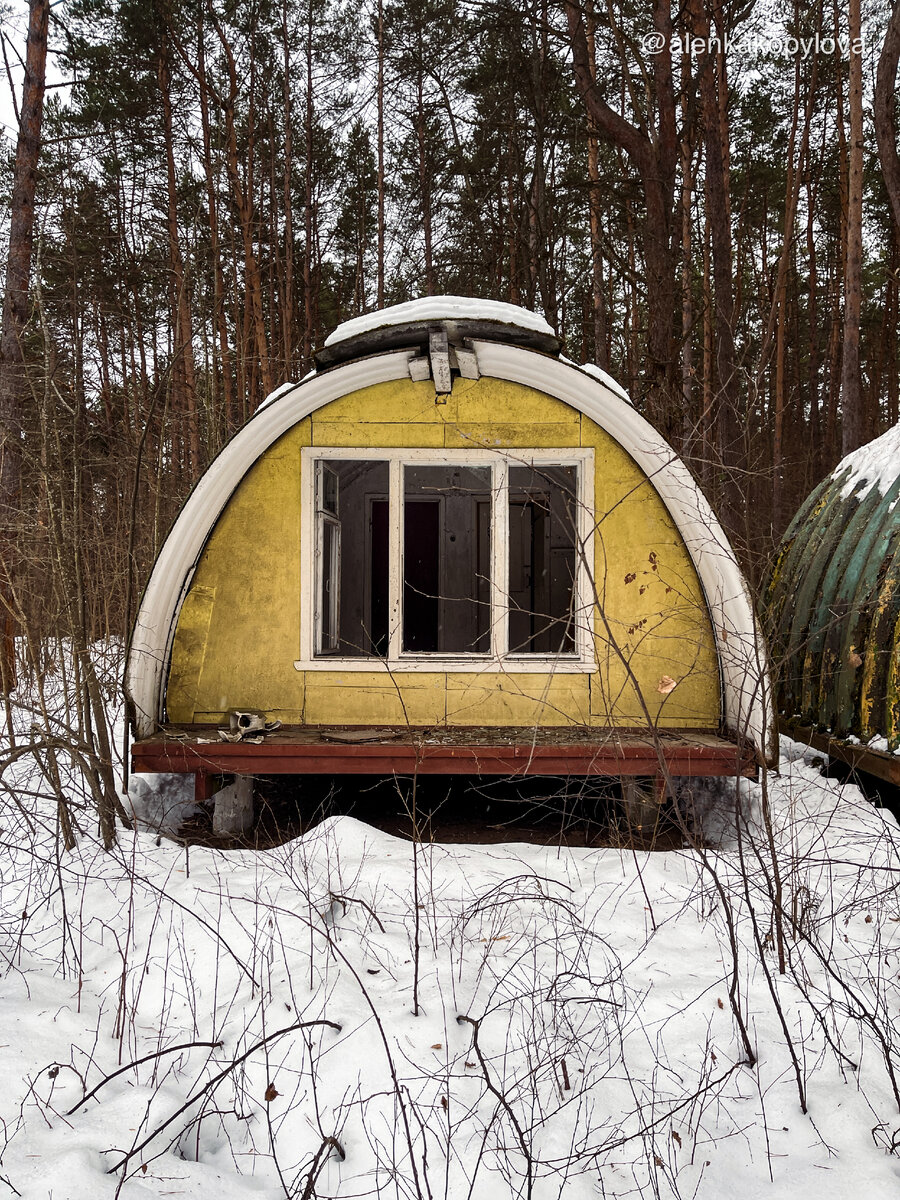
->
293, 656, 594, 673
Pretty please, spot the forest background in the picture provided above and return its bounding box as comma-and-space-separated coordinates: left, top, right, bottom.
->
2, 0, 900, 658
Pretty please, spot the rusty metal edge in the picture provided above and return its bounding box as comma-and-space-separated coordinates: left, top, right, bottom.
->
780, 716, 900, 786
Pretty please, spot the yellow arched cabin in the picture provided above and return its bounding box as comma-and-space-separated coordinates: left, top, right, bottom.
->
126, 299, 771, 829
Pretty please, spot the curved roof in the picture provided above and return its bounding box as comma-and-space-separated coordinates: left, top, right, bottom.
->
126, 306, 773, 759
766, 424, 900, 750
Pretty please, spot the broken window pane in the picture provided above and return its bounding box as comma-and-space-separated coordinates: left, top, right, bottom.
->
315, 459, 389, 656
403, 465, 491, 653
319, 464, 339, 515
508, 464, 578, 654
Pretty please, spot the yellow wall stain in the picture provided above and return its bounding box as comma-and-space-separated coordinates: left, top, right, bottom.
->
165, 376, 721, 729
860, 575, 898, 742
166, 584, 216, 720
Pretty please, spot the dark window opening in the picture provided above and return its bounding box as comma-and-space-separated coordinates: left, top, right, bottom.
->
402, 465, 492, 654
403, 501, 440, 650
508, 464, 578, 654
369, 499, 390, 655
316, 459, 389, 656
312, 455, 583, 660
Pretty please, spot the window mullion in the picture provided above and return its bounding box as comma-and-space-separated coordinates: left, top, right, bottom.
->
492, 459, 509, 659
389, 458, 402, 660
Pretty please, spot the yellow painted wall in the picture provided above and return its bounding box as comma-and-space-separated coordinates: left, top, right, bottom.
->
165, 376, 720, 729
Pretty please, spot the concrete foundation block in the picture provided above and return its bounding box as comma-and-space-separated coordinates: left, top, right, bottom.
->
212, 775, 255, 837
127, 772, 203, 835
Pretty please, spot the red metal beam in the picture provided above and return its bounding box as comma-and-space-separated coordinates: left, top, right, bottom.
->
132, 736, 756, 779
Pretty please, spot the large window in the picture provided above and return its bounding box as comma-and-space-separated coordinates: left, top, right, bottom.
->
300, 449, 593, 669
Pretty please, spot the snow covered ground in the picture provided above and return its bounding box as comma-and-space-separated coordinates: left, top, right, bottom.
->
1, 665, 900, 1197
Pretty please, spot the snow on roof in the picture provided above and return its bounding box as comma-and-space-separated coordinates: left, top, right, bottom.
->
837, 421, 900, 500
560, 355, 632, 405
255, 377, 306, 413
323, 295, 556, 348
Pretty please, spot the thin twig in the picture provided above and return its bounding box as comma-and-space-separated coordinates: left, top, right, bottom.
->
105, 1019, 341, 1175
66, 1039, 224, 1116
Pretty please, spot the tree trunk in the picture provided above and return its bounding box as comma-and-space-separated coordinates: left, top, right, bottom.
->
701, 205, 713, 494
302, 0, 315, 366
282, 0, 296, 372
376, 0, 386, 308
415, 54, 434, 295
806, 175, 821, 465
0, 0, 50, 695
196, 11, 236, 435
507, 121, 520, 304
841, 0, 864, 454
772, 33, 811, 530
691, 0, 742, 538
888, 239, 899, 426
208, 12, 273, 403
679, 67, 694, 456
875, 0, 900, 236
565, 0, 678, 431
158, 38, 200, 482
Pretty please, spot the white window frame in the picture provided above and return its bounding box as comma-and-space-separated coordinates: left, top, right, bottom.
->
313, 464, 341, 654
295, 446, 595, 672
314, 518, 341, 655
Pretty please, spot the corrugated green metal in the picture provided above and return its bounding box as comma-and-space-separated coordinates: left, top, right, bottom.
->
765, 456, 900, 751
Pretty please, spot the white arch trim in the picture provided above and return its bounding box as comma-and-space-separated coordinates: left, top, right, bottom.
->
125, 343, 774, 759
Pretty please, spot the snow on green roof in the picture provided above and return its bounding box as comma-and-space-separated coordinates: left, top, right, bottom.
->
837, 421, 900, 501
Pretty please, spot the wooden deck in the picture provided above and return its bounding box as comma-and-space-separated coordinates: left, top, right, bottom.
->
132, 724, 758, 780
